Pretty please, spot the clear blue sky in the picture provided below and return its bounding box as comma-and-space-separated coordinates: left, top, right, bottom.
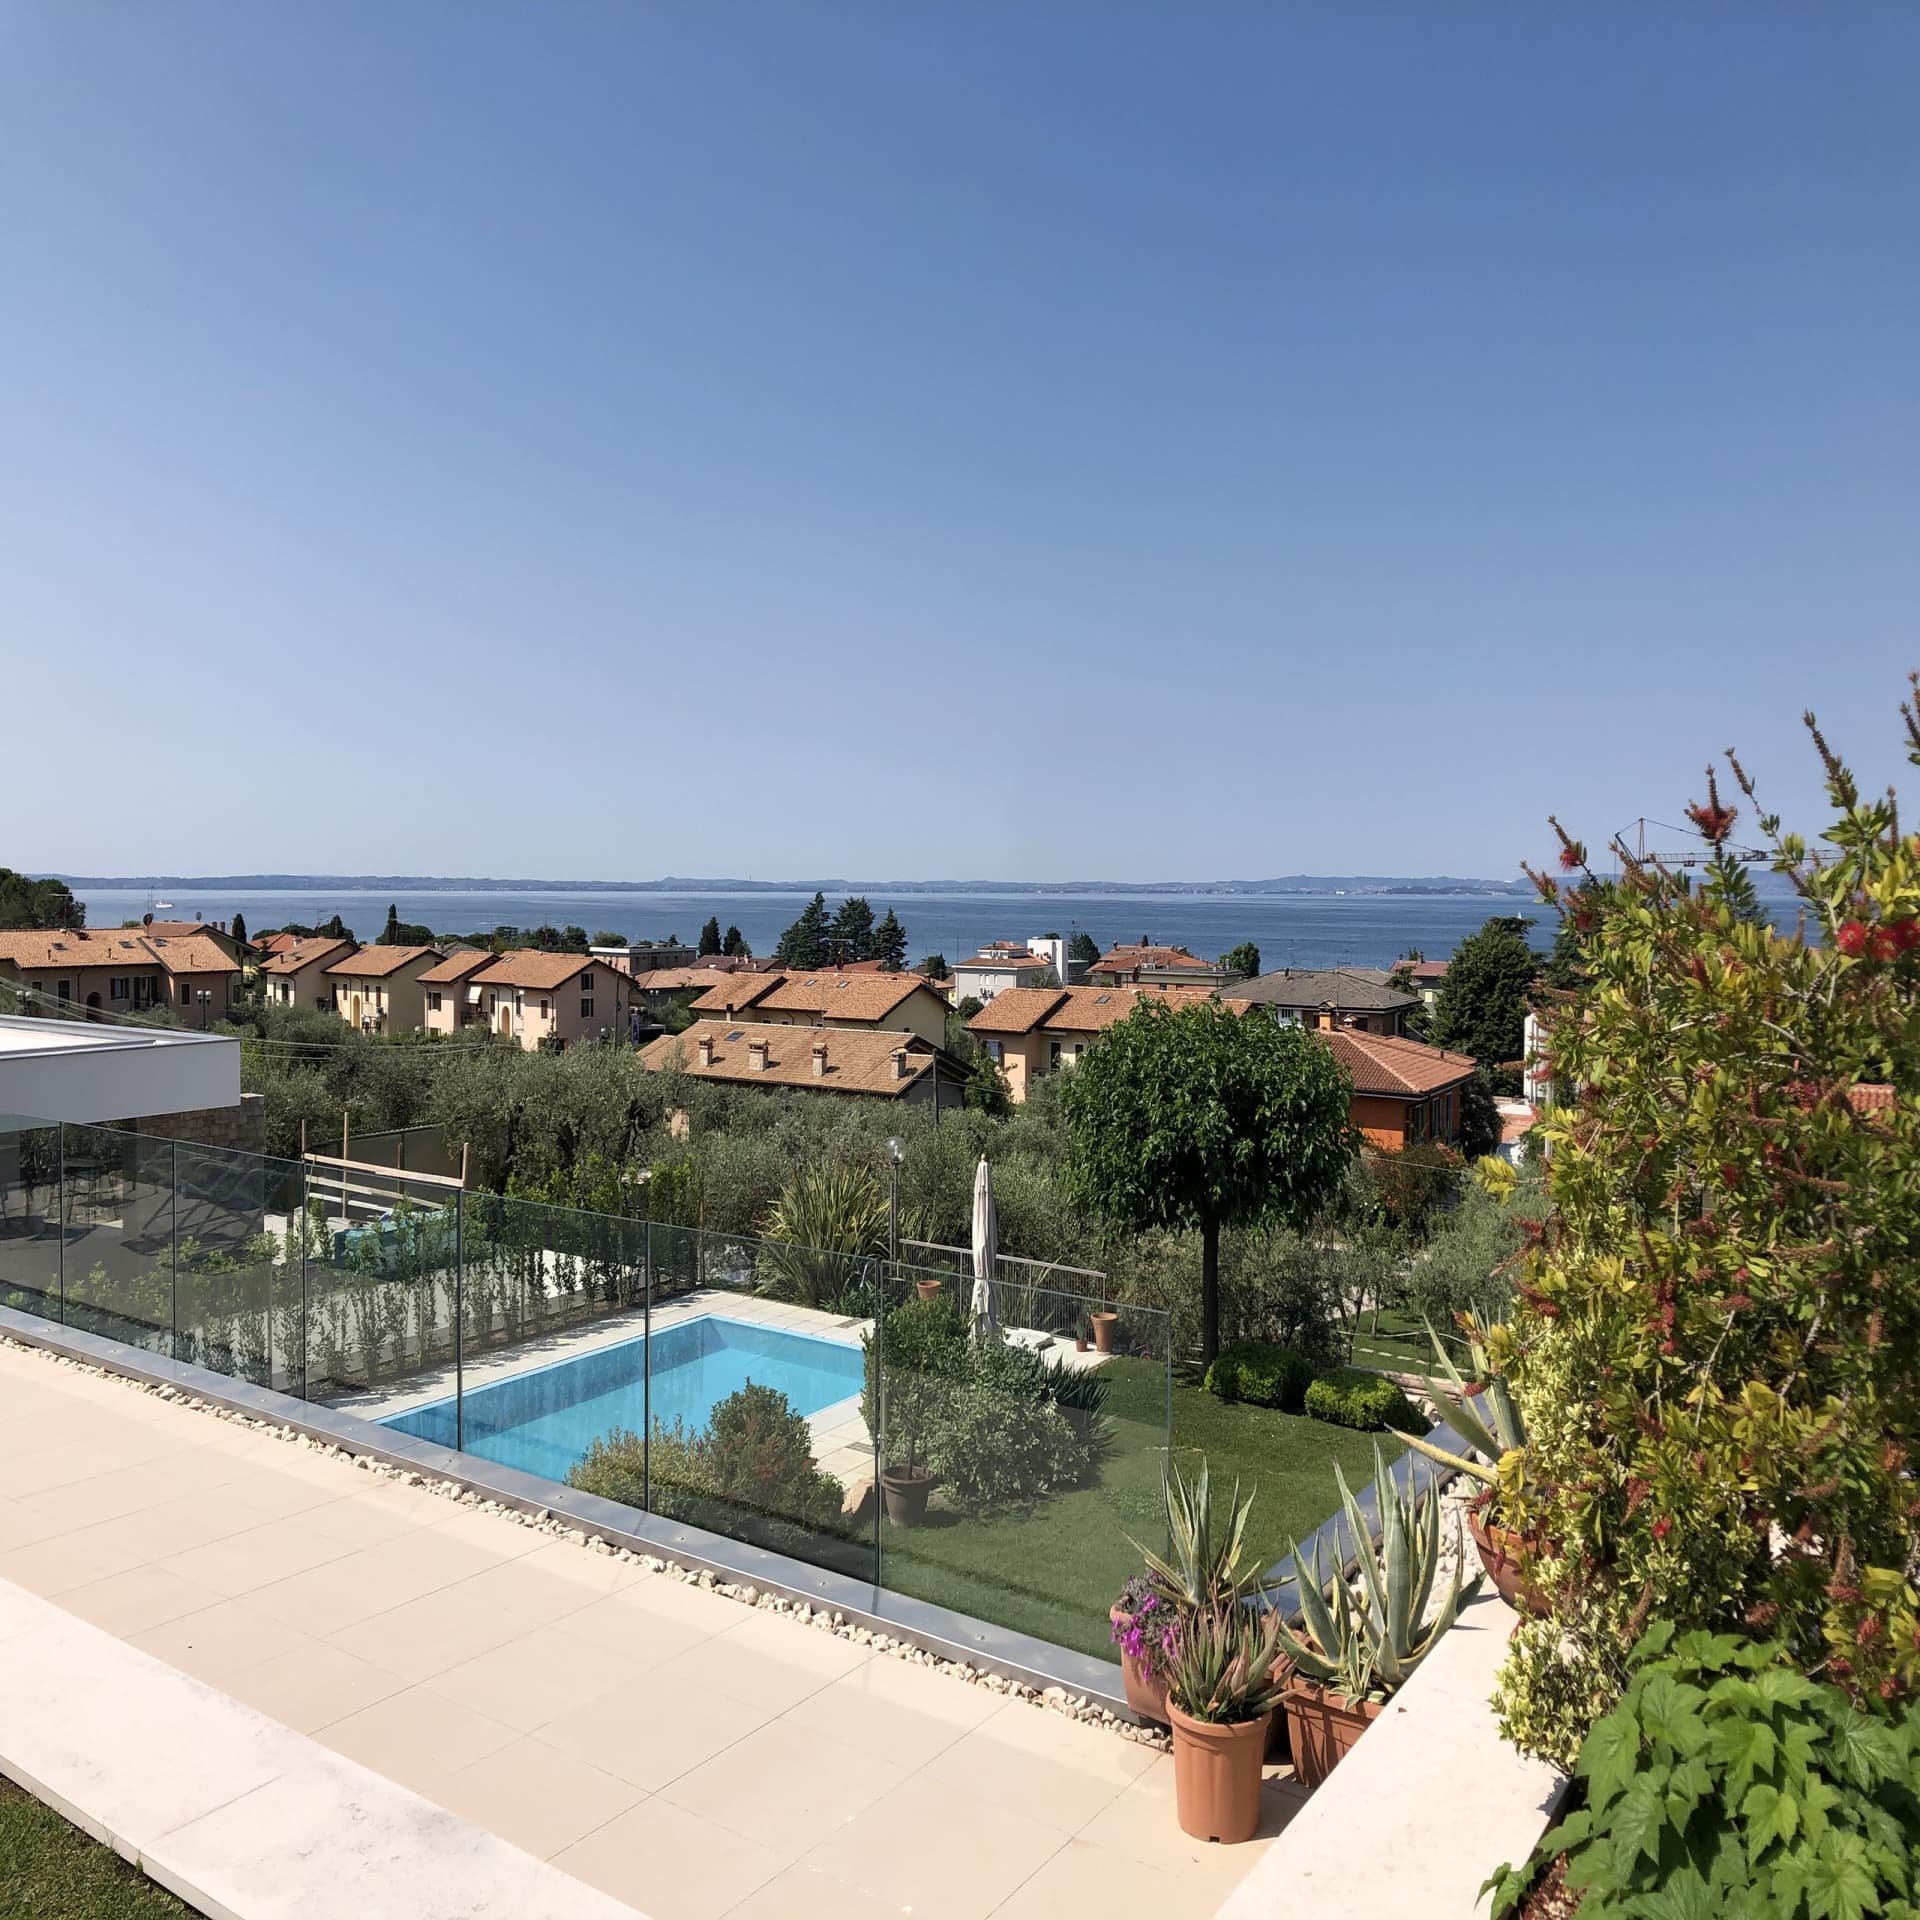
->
4, 6, 1915, 882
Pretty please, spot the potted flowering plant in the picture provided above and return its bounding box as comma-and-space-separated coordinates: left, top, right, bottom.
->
1109, 1574, 1177, 1724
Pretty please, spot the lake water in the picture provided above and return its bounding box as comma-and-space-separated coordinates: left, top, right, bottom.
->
75, 884, 1554, 972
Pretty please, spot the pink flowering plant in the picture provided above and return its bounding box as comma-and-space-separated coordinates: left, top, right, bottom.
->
1112, 1573, 1180, 1677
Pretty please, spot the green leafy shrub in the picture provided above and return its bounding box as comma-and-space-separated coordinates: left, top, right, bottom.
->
1486, 1624, 1920, 1920
1203, 1340, 1312, 1412
1496, 699, 1920, 1766
1303, 1367, 1422, 1433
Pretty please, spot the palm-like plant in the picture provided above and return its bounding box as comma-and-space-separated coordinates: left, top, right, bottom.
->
1389, 1314, 1524, 1486
1269, 1442, 1481, 1702
1165, 1595, 1290, 1725
755, 1164, 889, 1309
1130, 1456, 1264, 1615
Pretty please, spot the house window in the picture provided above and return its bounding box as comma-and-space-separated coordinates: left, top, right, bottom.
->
579, 997, 593, 1019
57, 980, 71, 1002
428, 991, 443, 1013
110, 977, 129, 1001
581, 971, 593, 990
987, 1039, 1004, 1064
1048, 1040, 1062, 1069
540, 998, 551, 1018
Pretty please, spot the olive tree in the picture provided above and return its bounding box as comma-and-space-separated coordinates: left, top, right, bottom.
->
1058, 999, 1356, 1361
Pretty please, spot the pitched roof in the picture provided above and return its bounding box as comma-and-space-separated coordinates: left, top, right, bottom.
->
140, 920, 233, 942
325, 944, 443, 979
471, 950, 604, 991
636, 1021, 937, 1099
690, 974, 783, 1016
1319, 1027, 1477, 1096
1409, 959, 1450, 982
1092, 943, 1214, 973
139, 932, 240, 975
630, 964, 746, 992
955, 950, 1052, 974
262, 937, 357, 976
966, 982, 1216, 1036
417, 949, 498, 985
1233, 967, 1419, 1013
0, 929, 238, 976
688, 970, 939, 1024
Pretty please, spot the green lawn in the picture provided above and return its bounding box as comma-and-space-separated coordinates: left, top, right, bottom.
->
0, 1778, 198, 1920
1347, 1307, 1456, 1375
879, 1358, 1404, 1660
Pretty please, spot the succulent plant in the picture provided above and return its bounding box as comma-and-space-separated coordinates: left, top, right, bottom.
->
1129, 1455, 1263, 1616
1268, 1441, 1482, 1701
1389, 1314, 1524, 1487
1165, 1594, 1290, 1725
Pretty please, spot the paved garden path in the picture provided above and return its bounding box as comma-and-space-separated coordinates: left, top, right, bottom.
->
0, 1337, 1302, 1919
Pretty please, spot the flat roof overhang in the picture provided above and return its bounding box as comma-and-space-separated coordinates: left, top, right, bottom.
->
0, 1015, 240, 1128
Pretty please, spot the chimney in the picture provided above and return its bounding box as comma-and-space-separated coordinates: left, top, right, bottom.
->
748, 1038, 769, 1072
812, 1039, 829, 1078
890, 1046, 909, 1081
696, 1033, 715, 1067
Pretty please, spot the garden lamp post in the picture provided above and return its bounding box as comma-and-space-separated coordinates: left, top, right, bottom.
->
885, 1136, 904, 1275
196, 989, 211, 1029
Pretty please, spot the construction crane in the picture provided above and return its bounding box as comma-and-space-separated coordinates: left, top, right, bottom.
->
1612, 817, 1768, 870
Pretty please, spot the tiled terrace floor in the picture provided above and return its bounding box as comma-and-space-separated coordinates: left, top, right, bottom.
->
0, 1337, 1301, 1919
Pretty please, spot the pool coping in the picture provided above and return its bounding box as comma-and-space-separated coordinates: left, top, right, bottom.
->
0, 1302, 1137, 1718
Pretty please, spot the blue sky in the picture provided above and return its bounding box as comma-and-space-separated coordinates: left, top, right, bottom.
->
3, 7, 1915, 882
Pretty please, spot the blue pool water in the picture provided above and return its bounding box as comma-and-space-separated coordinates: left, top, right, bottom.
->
382, 1314, 865, 1485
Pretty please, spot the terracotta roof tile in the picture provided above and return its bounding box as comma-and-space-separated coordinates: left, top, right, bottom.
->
0, 929, 238, 977
1235, 967, 1420, 1013
637, 1021, 936, 1098
966, 983, 1216, 1036
1092, 944, 1213, 972
1320, 1027, 1477, 1096
417, 949, 498, 985
325, 944, 443, 979
471, 951, 607, 992
262, 938, 357, 976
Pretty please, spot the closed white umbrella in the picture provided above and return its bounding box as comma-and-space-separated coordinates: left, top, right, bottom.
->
969, 1155, 999, 1345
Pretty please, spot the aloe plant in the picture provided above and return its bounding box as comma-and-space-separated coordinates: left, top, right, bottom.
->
1389, 1314, 1524, 1486
1129, 1455, 1263, 1615
1165, 1595, 1290, 1725
1270, 1442, 1482, 1701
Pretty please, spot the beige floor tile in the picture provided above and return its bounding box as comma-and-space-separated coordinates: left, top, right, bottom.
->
327, 1584, 533, 1682
53, 1562, 226, 1637
0, 1522, 144, 1596
538, 1667, 772, 1792
420, 1501, 549, 1556
511, 1538, 650, 1597
650, 1615, 870, 1717
661, 1719, 904, 1857
723, 1864, 903, 1920
990, 1838, 1213, 1919
1071, 1753, 1303, 1894
351, 1522, 512, 1594
96, 1491, 264, 1563
241, 1549, 446, 1638
296, 1491, 440, 1553
801, 1773, 1070, 1920
432, 1736, 645, 1860
130, 1598, 317, 1689
425, 1624, 644, 1733
923, 1697, 1158, 1831
778, 1650, 1005, 1772
600, 1569, 744, 1636
314, 1684, 519, 1794
442, 1553, 609, 1631
551, 1590, 718, 1668
222, 1640, 411, 1734
553, 1797, 782, 1920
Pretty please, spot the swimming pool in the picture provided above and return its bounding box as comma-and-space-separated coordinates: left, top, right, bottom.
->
381, 1313, 865, 1485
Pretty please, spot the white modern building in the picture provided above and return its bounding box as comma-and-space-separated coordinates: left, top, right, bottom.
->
0, 1016, 241, 1130
950, 938, 1068, 1005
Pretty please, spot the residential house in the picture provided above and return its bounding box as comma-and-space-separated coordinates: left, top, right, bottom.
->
0, 929, 241, 1024
136, 918, 249, 962
1405, 958, 1449, 1009
1318, 1028, 1478, 1150
950, 941, 1060, 1005
419, 950, 499, 1035
472, 951, 628, 1050
687, 969, 951, 1050
260, 936, 357, 1012
966, 984, 1218, 1103
1088, 943, 1236, 989
1228, 967, 1419, 1036
637, 1021, 959, 1109
325, 946, 445, 1034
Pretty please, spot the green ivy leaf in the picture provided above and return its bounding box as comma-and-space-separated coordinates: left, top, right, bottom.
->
1742, 1782, 1799, 1858
1610, 1777, 1671, 1872
1582, 1710, 1643, 1808
1802, 1831, 1878, 1920
1826, 1709, 1903, 1791
1640, 1674, 1712, 1757
1716, 1715, 1780, 1797
1638, 1866, 1723, 1920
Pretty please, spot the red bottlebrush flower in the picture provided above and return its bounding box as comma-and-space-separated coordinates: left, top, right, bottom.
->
1652, 1516, 1673, 1543
1720, 1162, 1739, 1187
1831, 1656, 1853, 1677
1836, 920, 1869, 956
1870, 926, 1901, 962
1557, 843, 1583, 872
1722, 1293, 1751, 1312
1894, 918, 1920, 952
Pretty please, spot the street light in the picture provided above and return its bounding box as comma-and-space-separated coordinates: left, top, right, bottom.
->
196, 990, 211, 1029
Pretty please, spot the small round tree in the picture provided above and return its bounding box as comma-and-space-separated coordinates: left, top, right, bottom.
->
1059, 999, 1356, 1361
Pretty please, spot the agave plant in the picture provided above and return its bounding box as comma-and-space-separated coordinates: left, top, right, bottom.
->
1270, 1442, 1482, 1702
1129, 1455, 1264, 1615
754, 1164, 890, 1309
1165, 1595, 1290, 1725
1389, 1314, 1524, 1486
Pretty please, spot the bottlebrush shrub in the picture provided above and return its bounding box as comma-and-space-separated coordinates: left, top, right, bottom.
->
1497, 689, 1920, 1767
1484, 1624, 1920, 1920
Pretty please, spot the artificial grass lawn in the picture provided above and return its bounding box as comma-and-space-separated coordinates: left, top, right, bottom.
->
879, 1357, 1405, 1660
0, 1778, 198, 1920
1347, 1306, 1454, 1374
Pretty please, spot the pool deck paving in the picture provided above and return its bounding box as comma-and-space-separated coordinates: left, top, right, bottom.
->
0, 1334, 1300, 1919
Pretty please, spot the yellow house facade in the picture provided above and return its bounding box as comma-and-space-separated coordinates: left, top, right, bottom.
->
325, 946, 444, 1034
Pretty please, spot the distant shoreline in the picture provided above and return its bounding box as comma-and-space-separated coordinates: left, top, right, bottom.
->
46, 872, 1536, 898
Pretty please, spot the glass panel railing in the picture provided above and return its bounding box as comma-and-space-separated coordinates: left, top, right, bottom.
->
172, 1143, 305, 1392
876, 1268, 1171, 1660
0, 1126, 63, 1322
58, 1127, 175, 1355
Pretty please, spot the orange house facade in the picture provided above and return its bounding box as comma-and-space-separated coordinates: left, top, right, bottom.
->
1319, 1027, 1478, 1150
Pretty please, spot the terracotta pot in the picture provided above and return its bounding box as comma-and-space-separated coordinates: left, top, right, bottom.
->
1109, 1607, 1170, 1726
1167, 1699, 1272, 1843
1265, 1656, 1293, 1762
1467, 1491, 1546, 1616
1090, 1311, 1118, 1354
880, 1465, 933, 1526
1281, 1675, 1382, 1789
1075, 1336, 1089, 1354
915, 1279, 943, 1303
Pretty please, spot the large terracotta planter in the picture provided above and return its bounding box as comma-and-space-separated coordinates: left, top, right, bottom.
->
1109, 1607, 1169, 1725
1090, 1311, 1118, 1353
1467, 1491, 1545, 1616
915, 1279, 943, 1304
1280, 1676, 1383, 1789
1168, 1699, 1271, 1843
881, 1465, 933, 1526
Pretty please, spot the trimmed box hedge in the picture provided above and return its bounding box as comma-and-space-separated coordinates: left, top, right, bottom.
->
1202, 1340, 1313, 1413
1304, 1367, 1424, 1434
